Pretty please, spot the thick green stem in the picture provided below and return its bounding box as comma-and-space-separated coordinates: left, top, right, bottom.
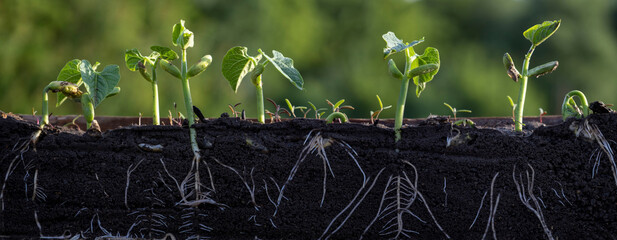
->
254, 75, 265, 123
394, 47, 415, 142
180, 48, 203, 197
562, 90, 589, 117
41, 87, 50, 128
151, 61, 160, 125
81, 94, 94, 129
325, 112, 348, 123
515, 46, 535, 132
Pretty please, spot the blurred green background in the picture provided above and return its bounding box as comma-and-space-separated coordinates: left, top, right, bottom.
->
1, 0, 616, 119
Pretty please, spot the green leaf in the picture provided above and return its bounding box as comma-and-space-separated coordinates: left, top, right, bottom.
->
376, 95, 384, 109
528, 61, 559, 78
151, 46, 178, 60
261, 50, 304, 90
172, 20, 194, 49
382, 31, 424, 59
56, 59, 82, 107
333, 99, 345, 109
523, 20, 561, 47
79, 60, 121, 108
222, 46, 256, 92
125, 49, 144, 71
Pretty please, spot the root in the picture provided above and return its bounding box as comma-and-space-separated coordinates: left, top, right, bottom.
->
469, 191, 488, 230
578, 119, 617, 187
31, 169, 47, 202
481, 172, 501, 240
513, 164, 555, 240
125, 159, 144, 210
212, 157, 258, 210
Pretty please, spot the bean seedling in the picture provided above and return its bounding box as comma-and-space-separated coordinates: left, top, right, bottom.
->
125, 46, 179, 125
285, 99, 307, 118
308, 101, 327, 119
370, 95, 392, 125
561, 90, 589, 120
228, 103, 242, 118
41, 59, 121, 130
383, 31, 440, 141
506, 96, 517, 124
443, 102, 471, 122
265, 98, 290, 123
222, 47, 304, 123
324, 99, 354, 124
503, 20, 560, 132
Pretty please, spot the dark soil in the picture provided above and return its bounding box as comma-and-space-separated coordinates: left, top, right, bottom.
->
1, 112, 617, 239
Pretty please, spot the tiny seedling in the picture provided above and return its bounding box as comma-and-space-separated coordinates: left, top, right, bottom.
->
285, 99, 307, 118
443, 102, 471, 122
370, 95, 392, 125
41, 59, 121, 130
325, 99, 354, 124
222, 47, 304, 123
383, 31, 440, 141
265, 98, 290, 123
228, 103, 242, 118
125, 46, 179, 125
561, 90, 589, 120
507, 96, 517, 124
503, 20, 560, 132
308, 101, 327, 119
538, 108, 547, 123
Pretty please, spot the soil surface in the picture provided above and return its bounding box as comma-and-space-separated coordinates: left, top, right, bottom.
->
1, 112, 617, 239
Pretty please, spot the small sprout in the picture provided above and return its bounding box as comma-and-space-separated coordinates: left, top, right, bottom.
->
453, 118, 476, 128
504, 20, 561, 132
507, 96, 517, 124
266, 98, 291, 123
443, 102, 471, 122
325, 112, 348, 124
383, 31, 440, 141
285, 99, 307, 118
539, 108, 547, 123
326, 99, 354, 123
308, 101, 327, 119
228, 103, 242, 117
370, 95, 392, 125
561, 90, 589, 120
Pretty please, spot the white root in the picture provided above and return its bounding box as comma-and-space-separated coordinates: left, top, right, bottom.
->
125, 159, 144, 210
513, 164, 555, 240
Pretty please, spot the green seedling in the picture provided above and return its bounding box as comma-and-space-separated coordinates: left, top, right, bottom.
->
324, 99, 353, 124
507, 95, 517, 124
285, 99, 307, 118
41, 59, 120, 130
383, 32, 440, 141
265, 98, 290, 123
308, 101, 327, 119
222, 47, 304, 123
561, 90, 589, 120
125, 46, 179, 125
370, 95, 392, 125
160, 20, 214, 200
539, 108, 547, 123
228, 103, 242, 118
443, 102, 471, 122
503, 20, 561, 132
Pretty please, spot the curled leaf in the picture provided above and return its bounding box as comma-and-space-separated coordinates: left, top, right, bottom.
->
172, 20, 194, 49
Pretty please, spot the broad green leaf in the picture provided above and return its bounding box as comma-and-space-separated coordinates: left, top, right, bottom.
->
222, 46, 256, 92
523, 20, 561, 47
528, 61, 558, 78
172, 20, 193, 49
261, 50, 304, 90
125, 49, 144, 71
80, 60, 121, 108
382, 31, 424, 59
412, 47, 440, 97
151, 46, 178, 60
56, 59, 82, 107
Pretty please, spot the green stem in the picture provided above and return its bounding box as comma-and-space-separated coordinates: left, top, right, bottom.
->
515, 46, 535, 132
325, 112, 348, 123
41, 86, 50, 128
255, 75, 265, 123
394, 47, 416, 142
151, 61, 160, 125
562, 90, 589, 117
81, 94, 94, 129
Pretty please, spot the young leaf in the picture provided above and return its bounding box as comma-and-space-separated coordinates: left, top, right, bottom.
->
376, 95, 384, 109
150, 46, 179, 60
444, 102, 454, 113
172, 20, 194, 49
507, 95, 515, 107
125, 49, 145, 71
523, 20, 561, 47
80, 60, 121, 108
382, 32, 424, 59
56, 59, 82, 107
333, 99, 345, 109
261, 50, 304, 90
222, 46, 257, 92
528, 61, 559, 78
414, 47, 440, 83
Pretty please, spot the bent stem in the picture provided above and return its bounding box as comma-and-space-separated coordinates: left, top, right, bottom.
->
562, 90, 589, 117
515, 46, 535, 132
254, 75, 265, 123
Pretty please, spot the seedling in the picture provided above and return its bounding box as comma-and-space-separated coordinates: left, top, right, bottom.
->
325, 99, 354, 123
41, 59, 121, 130
160, 20, 214, 201
308, 101, 327, 119
228, 103, 242, 117
561, 90, 589, 120
285, 99, 307, 118
443, 102, 471, 122
265, 98, 290, 123
383, 32, 440, 141
538, 108, 547, 123
370, 95, 392, 124
222, 47, 304, 123
125, 46, 179, 125
503, 20, 560, 132
507, 96, 517, 124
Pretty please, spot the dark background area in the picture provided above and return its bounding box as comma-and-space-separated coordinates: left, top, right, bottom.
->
1, 0, 616, 119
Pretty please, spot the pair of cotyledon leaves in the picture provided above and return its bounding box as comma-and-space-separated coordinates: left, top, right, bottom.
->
382, 31, 440, 97
222, 47, 304, 92
56, 59, 120, 108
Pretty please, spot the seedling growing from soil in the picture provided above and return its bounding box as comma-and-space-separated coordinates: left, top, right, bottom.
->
265, 98, 290, 123
222, 47, 304, 123
443, 102, 471, 122
538, 108, 547, 123
383, 31, 440, 141
41, 59, 121, 130
561, 90, 589, 120
285, 99, 307, 118
125, 46, 179, 125
503, 20, 560, 131
507, 96, 516, 124
308, 101, 327, 119
370, 95, 392, 125
228, 103, 242, 117
325, 99, 354, 124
